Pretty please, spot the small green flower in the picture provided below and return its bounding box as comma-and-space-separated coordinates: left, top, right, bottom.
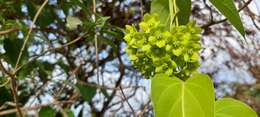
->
124, 13, 202, 78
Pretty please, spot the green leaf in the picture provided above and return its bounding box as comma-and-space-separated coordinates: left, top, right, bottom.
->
96, 16, 110, 28
39, 107, 56, 117
17, 61, 37, 79
0, 36, 4, 44
176, 0, 192, 25
99, 34, 117, 51
37, 61, 54, 81
215, 98, 258, 117
151, 0, 170, 27
76, 83, 96, 102
36, 8, 55, 27
3, 38, 28, 67
26, 2, 37, 19
0, 86, 12, 105
66, 16, 83, 30
209, 0, 245, 36
101, 89, 109, 98
57, 60, 70, 74
64, 108, 74, 117
151, 0, 192, 27
151, 73, 215, 117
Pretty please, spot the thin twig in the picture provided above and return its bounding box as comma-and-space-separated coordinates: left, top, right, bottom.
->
139, 0, 144, 20
77, 79, 136, 90
0, 78, 10, 87
119, 86, 136, 117
10, 1, 49, 116
92, 0, 100, 86
0, 61, 22, 117
0, 60, 13, 78
0, 28, 19, 35
0, 27, 66, 36
137, 100, 151, 117
99, 48, 126, 115
203, 0, 214, 21
0, 100, 75, 116
13, 32, 88, 75
15, 0, 49, 69
0, 102, 16, 111
0, 61, 23, 117
10, 78, 23, 117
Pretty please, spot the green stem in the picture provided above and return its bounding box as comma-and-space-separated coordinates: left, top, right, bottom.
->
169, 0, 174, 30
173, 0, 179, 26
169, 0, 179, 31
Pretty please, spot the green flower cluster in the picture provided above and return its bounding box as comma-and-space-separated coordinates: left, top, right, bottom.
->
124, 14, 202, 79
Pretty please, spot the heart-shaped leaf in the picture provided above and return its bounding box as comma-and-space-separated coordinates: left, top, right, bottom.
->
151, 73, 215, 117
215, 98, 258, 117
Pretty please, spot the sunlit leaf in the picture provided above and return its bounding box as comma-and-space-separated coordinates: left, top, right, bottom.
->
151, 73, 215, 117
66, 16, 83, 30
215, 98, 258, 117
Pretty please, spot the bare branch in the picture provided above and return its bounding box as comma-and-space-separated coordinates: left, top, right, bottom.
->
0, 100, 75, 116
119, 86, 136, 117
0, 28, 19, 35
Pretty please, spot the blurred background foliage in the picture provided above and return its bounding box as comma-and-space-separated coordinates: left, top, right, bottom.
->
0, 0, 259, 116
